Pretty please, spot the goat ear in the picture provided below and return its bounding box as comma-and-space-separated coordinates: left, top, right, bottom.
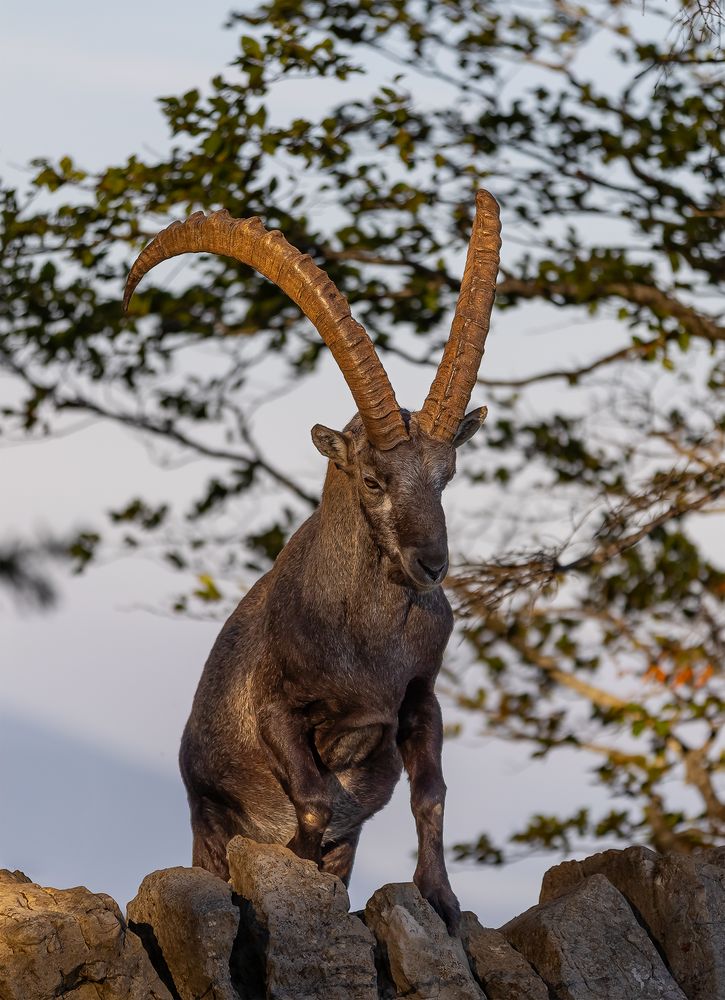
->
453, 406, 488, 448
311, 424, 351, 466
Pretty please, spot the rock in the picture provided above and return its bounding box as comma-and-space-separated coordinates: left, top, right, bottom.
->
364, 883, 485, 1000
0, 869, 31, 885
0, 875, 172, 1000
227, 836, 377, 1000
503, 873, 686, 1000
9, 844, 725, 1000
459, 910, 547, 1000
127, 866, 247, 1000
541, 845, 725, 1000
698, 845, 725, 869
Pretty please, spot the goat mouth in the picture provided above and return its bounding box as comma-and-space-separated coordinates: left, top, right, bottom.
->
391, 556, 447, 593
407, 571, 446, 593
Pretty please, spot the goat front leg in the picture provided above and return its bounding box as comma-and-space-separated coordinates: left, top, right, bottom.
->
321, 830, 360, 885
257, 700, 331, 866
398, 677, 460, 934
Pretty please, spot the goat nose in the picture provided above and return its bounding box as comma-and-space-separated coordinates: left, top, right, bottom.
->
417, 557, 448, 583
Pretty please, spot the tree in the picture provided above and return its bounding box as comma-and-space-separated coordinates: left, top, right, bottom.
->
1, 0, 723, 863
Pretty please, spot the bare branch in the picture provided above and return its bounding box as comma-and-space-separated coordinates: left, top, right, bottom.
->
451, 465, 725, 610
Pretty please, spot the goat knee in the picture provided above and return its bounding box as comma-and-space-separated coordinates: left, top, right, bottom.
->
287, 793, 331, 865
297, 794, 332, 835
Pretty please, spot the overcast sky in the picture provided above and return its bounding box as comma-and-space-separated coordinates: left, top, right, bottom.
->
2, 0, 718, 927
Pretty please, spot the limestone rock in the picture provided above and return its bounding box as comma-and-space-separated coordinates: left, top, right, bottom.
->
459, 911, 547, 1000
0, 875, 171, 1000
504, 873, 686, 1000
0, 869, 31, 885
541, 845, 725, 1000
364, 883, 485, 1000
127, 866, 246, 1000
227, 836, 377, 1000
698, 845, 725, 869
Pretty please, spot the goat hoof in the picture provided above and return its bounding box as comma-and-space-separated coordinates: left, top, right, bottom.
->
285, 834, 322, 867
416, 878, 461, 936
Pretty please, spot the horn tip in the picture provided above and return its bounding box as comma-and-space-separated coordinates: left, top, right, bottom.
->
475, 188, 500, 214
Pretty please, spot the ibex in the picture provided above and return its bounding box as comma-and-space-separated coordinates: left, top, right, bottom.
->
123, 190, 501, 932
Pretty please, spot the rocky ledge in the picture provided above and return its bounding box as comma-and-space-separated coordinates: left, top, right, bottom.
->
3, 840, 725, 999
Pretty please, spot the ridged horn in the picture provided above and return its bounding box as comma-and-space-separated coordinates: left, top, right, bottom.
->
417, 190, 501, 442
123, 210, 408, 451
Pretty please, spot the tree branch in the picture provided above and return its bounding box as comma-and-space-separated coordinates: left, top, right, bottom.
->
56, 393, 319, 507
1, 359, 319, 508
450, 466, 725, 609
497, 277, 724, 343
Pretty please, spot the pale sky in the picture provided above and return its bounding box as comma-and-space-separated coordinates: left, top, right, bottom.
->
2, 0, 718, 926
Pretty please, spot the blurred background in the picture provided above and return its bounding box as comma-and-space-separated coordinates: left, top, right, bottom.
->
1, 0, 723, 925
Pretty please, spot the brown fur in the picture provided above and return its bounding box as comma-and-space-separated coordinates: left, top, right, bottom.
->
179, 410, 485, 932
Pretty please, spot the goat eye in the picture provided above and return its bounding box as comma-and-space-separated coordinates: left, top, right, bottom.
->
363, 476, 383, 491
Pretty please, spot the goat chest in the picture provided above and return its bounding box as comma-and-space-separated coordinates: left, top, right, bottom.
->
272, 584, 453, 708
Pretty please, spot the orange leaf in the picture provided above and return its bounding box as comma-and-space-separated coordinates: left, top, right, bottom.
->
695, 664, 714, 688
673, 666, 693, 688
644, 665, 667, 684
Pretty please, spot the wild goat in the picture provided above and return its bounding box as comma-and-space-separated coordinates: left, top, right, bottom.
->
123, 190, 501, 932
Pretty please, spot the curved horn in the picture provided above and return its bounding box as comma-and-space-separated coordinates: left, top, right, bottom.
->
417, 190, 501, 442
124, 210, 408, 451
